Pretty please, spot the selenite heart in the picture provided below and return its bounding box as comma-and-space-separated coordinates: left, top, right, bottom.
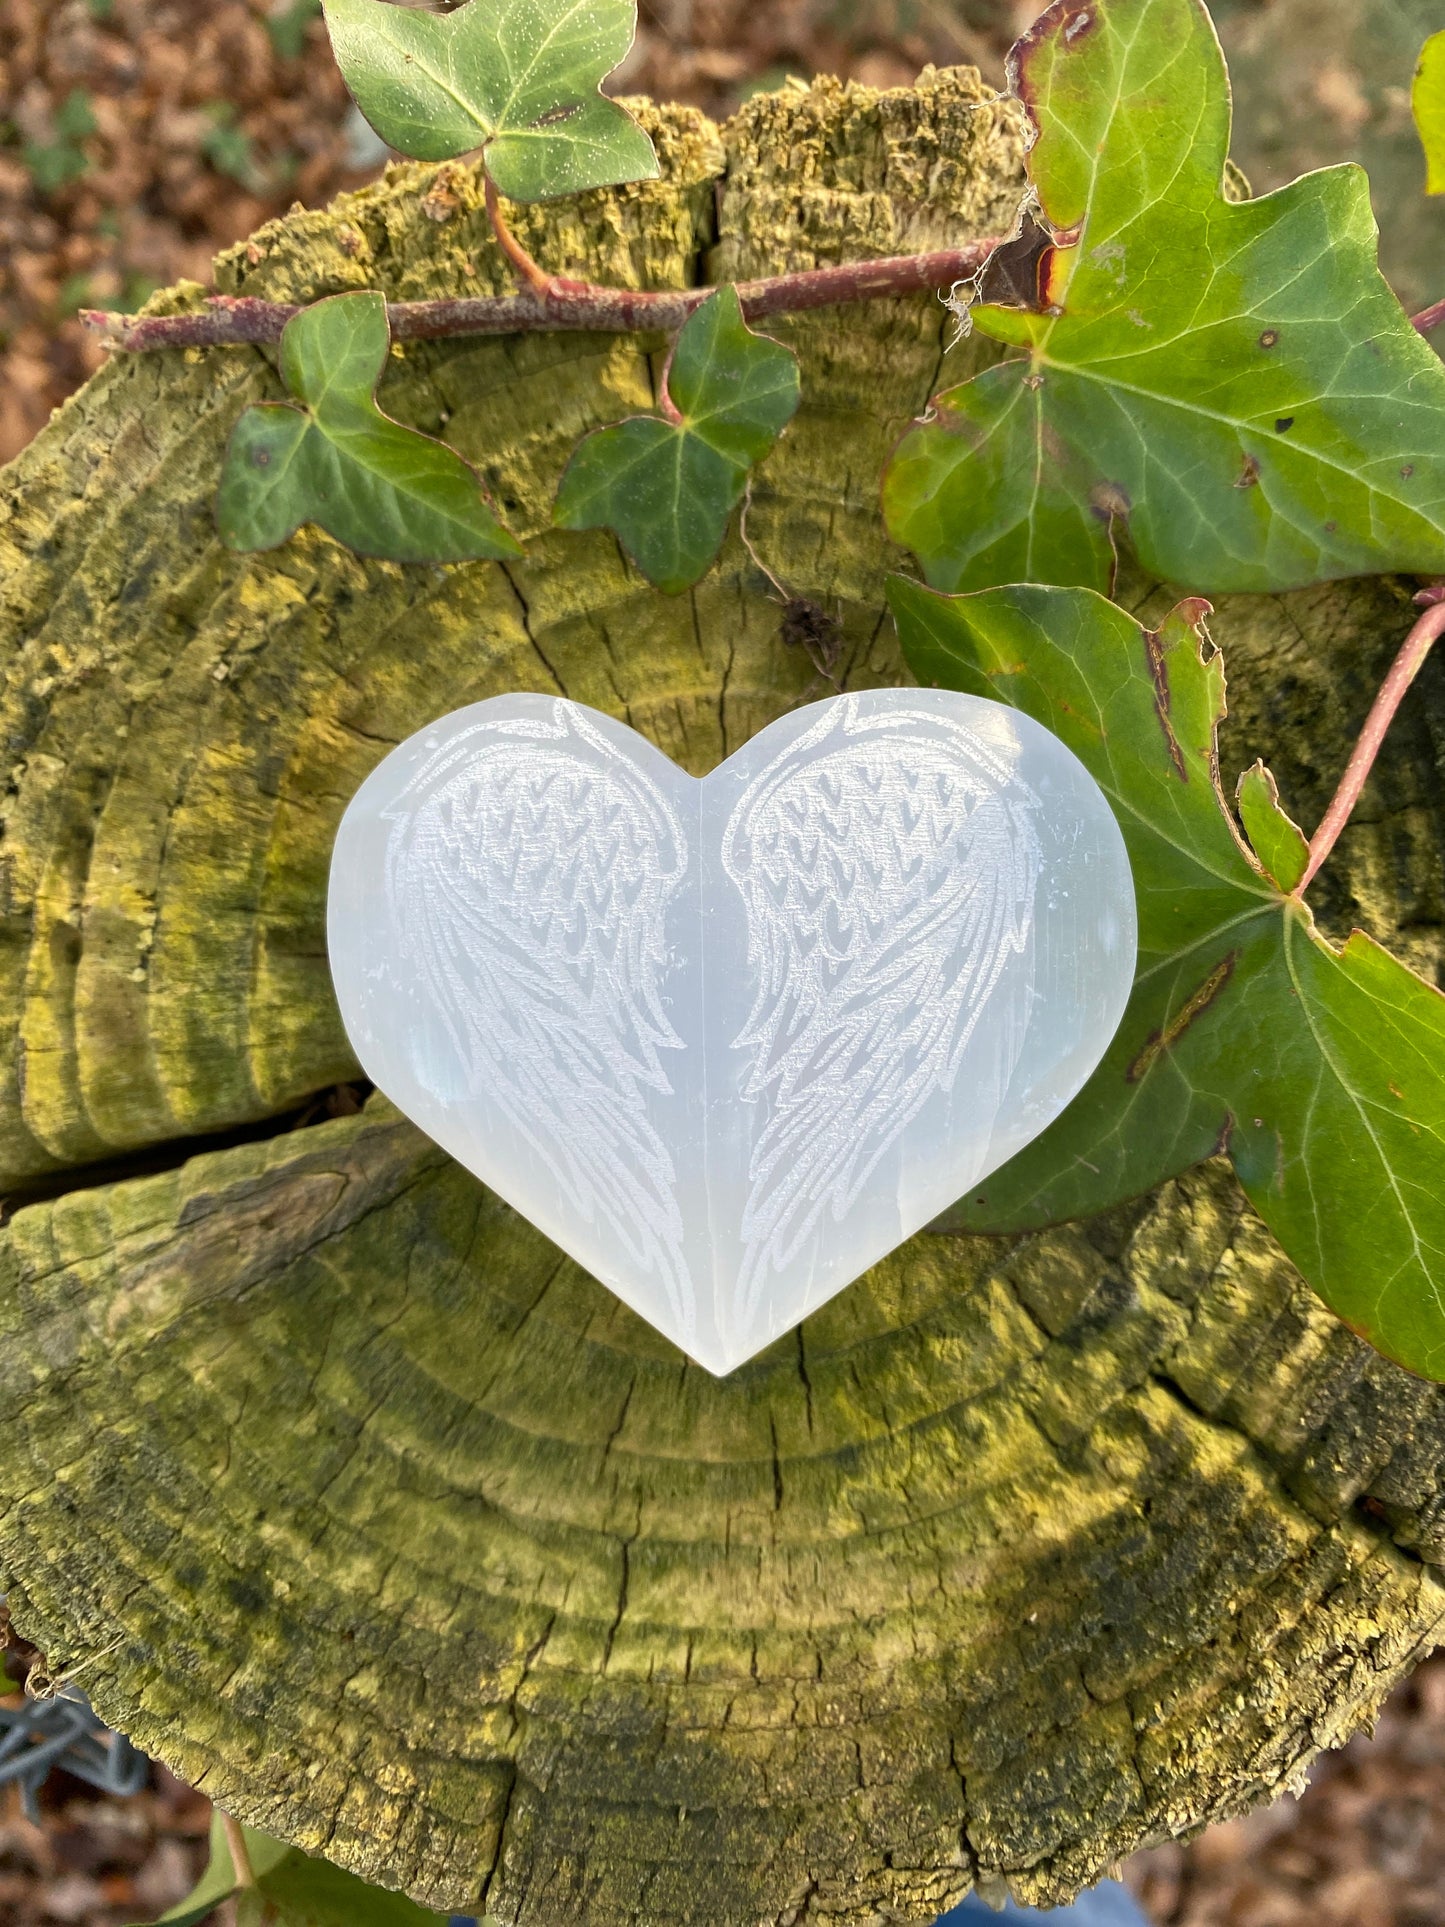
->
328, 690, 1136, 1375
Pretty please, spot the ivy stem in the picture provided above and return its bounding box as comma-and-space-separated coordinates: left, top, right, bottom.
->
656, 336, 683, 424
1412, 295, 1445, 335
79, 241, 1003, 352
482, 170, 560, 298
1294, 585, 1445, 898
220, 1811, 257, 1890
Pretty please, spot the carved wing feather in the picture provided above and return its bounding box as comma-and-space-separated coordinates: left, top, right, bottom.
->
723, 699, 1042, 1321
385, 705, 694, 1330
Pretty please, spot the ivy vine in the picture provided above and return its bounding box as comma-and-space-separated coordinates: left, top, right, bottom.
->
84, 0, 1445, 1385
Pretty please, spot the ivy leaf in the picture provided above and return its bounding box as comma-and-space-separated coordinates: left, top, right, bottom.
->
321, 0, 657, 200
129, 1812, 449, 1927
124, 1810, 254, 1926
1415, 31, 1445, 196
233, 1838, 450, 1925
553, 285, 800, 592
144, 1902, 234, 1927
217, 292, 523, 564
1235, 760, 1308, 893
890, 577, 1445, 1382
882, 0, 1445, 597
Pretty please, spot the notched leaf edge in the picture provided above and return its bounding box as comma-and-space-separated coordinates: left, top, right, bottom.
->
217, 291, 523, 565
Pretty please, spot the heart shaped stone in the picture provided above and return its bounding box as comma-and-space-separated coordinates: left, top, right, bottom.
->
328, 690, 1135, 1374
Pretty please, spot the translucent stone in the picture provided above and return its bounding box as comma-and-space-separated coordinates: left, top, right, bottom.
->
328, 690, 1136, 1375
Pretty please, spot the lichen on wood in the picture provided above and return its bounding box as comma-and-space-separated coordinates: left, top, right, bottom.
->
0, 66, 1443, 1927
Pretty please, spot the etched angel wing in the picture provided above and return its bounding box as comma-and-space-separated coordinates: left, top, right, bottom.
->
384, 702, 694, 1332
722, 696, 1043, 1323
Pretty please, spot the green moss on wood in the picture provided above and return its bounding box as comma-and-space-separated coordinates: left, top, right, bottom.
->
0, 74, 1025, 1186
0, 66, 1443, 1927
1, 1117, 1442, 1919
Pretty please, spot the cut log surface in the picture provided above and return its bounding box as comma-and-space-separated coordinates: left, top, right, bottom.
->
1, 69, 1444, 1926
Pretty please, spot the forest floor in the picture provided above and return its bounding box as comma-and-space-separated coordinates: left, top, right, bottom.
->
2, 0, 1443, 1922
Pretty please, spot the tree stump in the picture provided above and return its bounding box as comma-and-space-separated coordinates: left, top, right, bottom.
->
1, 68, 1444, 1926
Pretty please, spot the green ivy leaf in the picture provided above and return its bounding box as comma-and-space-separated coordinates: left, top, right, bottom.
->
1415, 31, 1445, 195
127, 1813, 244, 1925
553, 285, 801, 592
146, 1901, 233, 1927
236, 1839, 450, 1925
321, 0, 657, 200
1236, 759, 1309, 893
890, 576, 1445, 1382
882, 0, 1445, 597
217, 291, 523, 564
130, 1812, 449, 1927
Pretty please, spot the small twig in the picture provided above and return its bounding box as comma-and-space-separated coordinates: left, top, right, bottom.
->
22, 1634, 123, 1703
738, 479, 791, 602
483, 170, 561, 298
80, 241, 1004, 353
1295, 585, 1445, 896
221, 1809, 258, 1889
1412, 295, 1445, 336
739, 481, 844, 690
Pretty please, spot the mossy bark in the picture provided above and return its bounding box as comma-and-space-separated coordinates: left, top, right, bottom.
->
0, 68, 1443, 1927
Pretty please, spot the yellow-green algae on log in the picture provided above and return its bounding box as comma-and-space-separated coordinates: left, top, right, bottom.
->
1, 68, 1445, 1927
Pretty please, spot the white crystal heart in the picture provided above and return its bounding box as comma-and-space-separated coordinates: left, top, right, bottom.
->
328, 690, 1135, 1374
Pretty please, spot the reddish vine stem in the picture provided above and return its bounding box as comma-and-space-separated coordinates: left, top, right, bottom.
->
656, 334, 683, 424
80, 242, 1002, 352
220, 1811, 257, 1890
1296, 585, 1445, 897
482, 171, 555, 296
81, 262, 1445, 353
